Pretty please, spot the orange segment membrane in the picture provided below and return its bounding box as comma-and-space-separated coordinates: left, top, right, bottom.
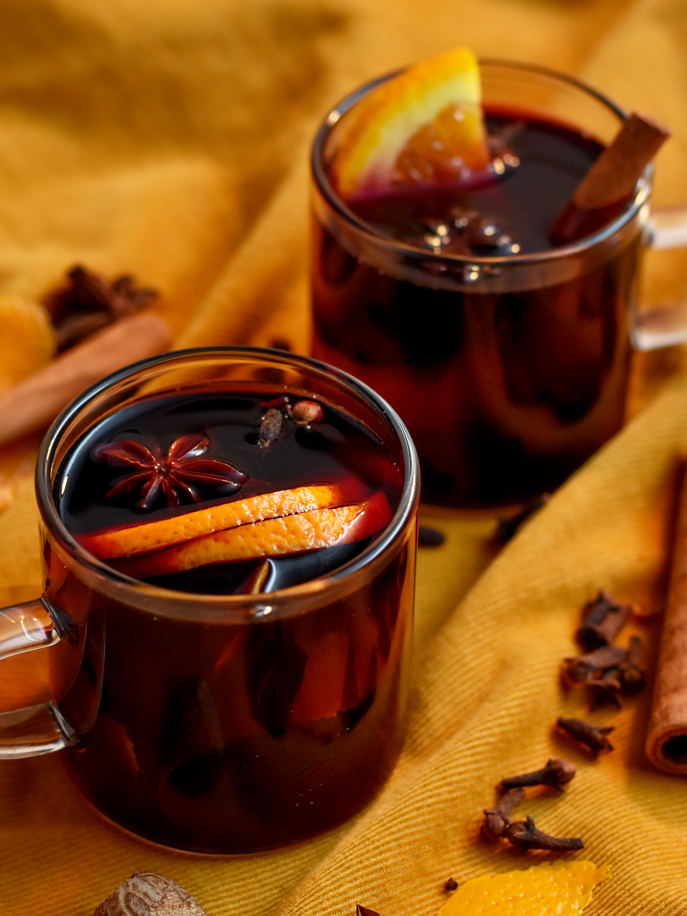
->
114, 492, 393, 580
438, 861, 611, 915
79, 484, 347, 559
330, 46, 490, 197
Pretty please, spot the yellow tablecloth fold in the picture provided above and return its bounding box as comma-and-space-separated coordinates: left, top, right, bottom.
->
0, 1, 686, 914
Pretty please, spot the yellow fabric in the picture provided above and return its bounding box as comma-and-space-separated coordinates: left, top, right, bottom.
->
0, 1, 686, 914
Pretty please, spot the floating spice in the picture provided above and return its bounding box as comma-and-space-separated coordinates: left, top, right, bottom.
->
258, 407, 284, 448
292, 399, 324, 425
550, 112, 670, 246
94, 434, 247, 510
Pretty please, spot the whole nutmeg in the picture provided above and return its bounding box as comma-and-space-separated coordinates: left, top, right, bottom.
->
94, 872, 207, 916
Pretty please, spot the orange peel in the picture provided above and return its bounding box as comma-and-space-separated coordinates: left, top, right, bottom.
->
80, 484, 347, 559
438, 860, 610, 915
115, 492, 392, 580
330, 46, 490, 197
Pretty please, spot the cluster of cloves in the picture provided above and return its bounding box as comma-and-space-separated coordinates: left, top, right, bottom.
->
44, 264, 159, 352
552, 590, 646, 760
478, 588, 646, 857
562, 590, 646, 711
482, 757, 583, 852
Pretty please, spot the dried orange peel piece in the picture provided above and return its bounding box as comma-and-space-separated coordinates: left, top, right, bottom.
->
331, 46, 490, 197
80, 484, 347, 559
438, 860, 610, 915
115, 492, 392, 579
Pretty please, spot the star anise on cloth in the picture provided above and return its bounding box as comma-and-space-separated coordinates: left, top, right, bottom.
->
93, 434, 248, 510
44, 264, 159, 351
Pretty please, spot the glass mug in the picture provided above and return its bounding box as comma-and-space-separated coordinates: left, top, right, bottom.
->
0, 347, 420, 855
311, 58, 687, 510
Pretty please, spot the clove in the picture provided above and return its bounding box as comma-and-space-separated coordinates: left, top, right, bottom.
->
618, 634, 645, 693
500, 757, 577, 793
562, 644, 627, 686
504, 815, 584, 852
588, 668, 623, 709
258, 407, 283, 448
576, 590, 632, 650
443, 877, 459, 892
482, 786, 526, 838
556, 716, 615, 757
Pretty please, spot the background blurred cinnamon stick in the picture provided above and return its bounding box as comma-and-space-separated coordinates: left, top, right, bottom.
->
0, 311, 171, 447
645, 458, 687, 775
550, 111, 671, 245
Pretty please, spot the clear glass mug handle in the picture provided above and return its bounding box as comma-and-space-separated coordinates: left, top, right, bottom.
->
0, 597, 77, 757
632, 204, 687, 350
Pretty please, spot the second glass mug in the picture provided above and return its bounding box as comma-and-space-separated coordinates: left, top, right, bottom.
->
0, 347, 420, 855
310, 58, 687, 510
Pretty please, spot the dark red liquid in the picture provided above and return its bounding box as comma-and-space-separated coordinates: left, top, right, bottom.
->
46, 386, 415, 853
312, 106, 640, 508
58, 389, 401, 593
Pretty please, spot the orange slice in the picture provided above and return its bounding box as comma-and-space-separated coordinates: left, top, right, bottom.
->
330, 46, 490, 197
438, 861, 610, 915
80, 484, 346, 559
115, 492, 392, 580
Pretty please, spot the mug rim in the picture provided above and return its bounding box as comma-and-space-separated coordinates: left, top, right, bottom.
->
35, 346, 420, 621
310, 56, 653, 268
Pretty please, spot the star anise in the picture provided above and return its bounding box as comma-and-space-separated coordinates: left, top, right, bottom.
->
93, 434, 247, 510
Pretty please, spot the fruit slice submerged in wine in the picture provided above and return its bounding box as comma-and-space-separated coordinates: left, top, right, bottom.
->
79, 483, 347, 559
114, 492, 392, 580
330, 46, 491, 198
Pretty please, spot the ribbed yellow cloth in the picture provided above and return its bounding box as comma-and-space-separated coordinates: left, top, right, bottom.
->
0, 1, 686, 913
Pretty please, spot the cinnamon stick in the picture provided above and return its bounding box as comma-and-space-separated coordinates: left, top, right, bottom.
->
645, 459, 687, 774
550, 111, 671, 245
0, 311, 171, 447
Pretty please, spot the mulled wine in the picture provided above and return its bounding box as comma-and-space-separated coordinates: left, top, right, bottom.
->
39, 351, 418, 854
311, 61, 648, 509
59, 388, 401, 593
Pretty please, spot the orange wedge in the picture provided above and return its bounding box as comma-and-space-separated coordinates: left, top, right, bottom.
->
438, 861, 610, 915
80, 484, 347, 559
115, 492, 392, 580
331, 46, 490, 197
